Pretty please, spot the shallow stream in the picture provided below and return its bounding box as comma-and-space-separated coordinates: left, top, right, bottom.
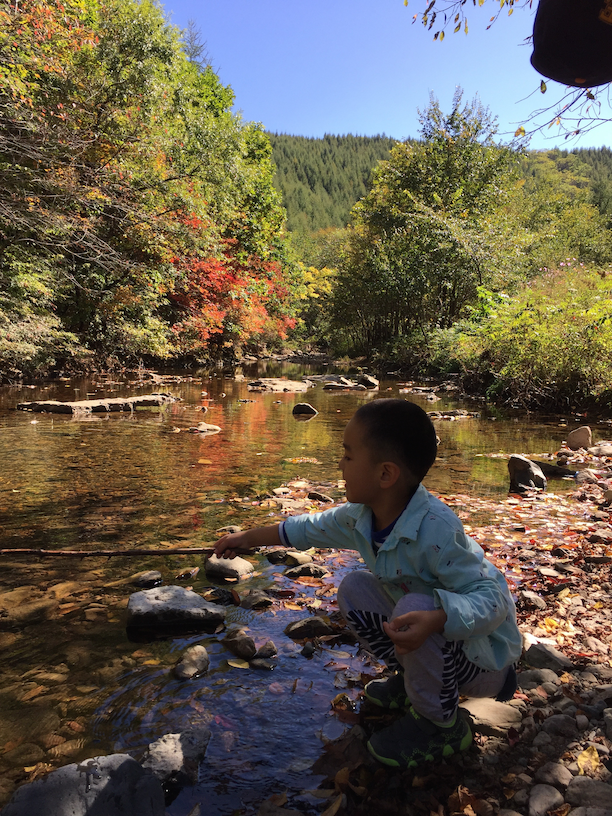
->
0, 362, 592, 813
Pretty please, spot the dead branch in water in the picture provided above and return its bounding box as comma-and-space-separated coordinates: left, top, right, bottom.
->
0, 547, 215, 558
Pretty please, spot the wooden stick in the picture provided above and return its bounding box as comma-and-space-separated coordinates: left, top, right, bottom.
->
0, 547, 215, 558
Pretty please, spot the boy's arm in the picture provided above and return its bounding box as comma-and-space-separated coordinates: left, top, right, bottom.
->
430, 530, 513, 641
214, 525, 281, 559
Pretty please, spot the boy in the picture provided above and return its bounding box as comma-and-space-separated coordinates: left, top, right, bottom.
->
214, 399, 522, 768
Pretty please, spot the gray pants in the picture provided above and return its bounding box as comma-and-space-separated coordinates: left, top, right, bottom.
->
338, 570, 509, 723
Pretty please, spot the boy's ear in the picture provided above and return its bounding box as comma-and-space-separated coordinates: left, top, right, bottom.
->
379, 461, 401, 489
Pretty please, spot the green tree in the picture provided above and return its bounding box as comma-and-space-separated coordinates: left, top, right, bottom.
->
330, 91, 521, 359
0, 0, 299, 377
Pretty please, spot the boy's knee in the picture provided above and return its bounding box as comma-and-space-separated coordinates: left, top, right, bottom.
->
338, 570, 378, 598
392, 592, 437, 618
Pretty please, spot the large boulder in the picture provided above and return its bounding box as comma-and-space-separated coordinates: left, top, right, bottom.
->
126, 586, 225, 640
1, 754, 164, 816
566, 426, 592, 450
508, 455, 547, 493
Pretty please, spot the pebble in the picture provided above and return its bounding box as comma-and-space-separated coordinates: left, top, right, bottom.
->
534, 761, 573, 789
284, 551, 313, 566
173, 645, 209, 680
284, 617, 334, 639
223, 628, 256, 660
204, 553, 254, 580
542, 714, 580, 738
528, 783, 564, 816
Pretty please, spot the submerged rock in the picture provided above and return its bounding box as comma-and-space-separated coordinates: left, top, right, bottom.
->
126, 586, 224, 640
130, 571, 163, 589
284, 564, 330, 579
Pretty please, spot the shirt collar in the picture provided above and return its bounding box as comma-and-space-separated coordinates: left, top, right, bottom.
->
345, 483, 432, 545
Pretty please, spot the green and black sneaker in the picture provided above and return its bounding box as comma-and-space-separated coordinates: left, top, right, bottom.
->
367, 705, 472, 768
363, 672, 410, 710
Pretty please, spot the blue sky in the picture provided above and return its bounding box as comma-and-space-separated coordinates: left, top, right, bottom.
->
163, 0, 612, 151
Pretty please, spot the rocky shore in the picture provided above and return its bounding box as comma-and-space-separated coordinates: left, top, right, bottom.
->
2, 428, 612, 815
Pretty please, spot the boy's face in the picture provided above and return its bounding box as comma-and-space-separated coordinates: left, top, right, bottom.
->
338, 418, 382, 505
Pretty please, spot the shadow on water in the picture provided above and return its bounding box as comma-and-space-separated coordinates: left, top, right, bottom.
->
0, 363, 594, 812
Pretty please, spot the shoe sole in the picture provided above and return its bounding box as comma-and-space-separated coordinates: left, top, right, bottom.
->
366, 728, 473, 769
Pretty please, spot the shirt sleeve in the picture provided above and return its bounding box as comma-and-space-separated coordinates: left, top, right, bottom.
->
280, 503, 360, 551
429, 530, 513, 643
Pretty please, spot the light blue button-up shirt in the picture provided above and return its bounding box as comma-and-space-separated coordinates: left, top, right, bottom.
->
281, 484, 522, 672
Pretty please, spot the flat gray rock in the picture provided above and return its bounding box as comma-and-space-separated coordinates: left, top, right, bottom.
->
568, 776, 612, 816
518, 668, 561, 688
205, 553, 254, 580
534, 761, 573, 789
1, 754, 164, 816
126, 586, 224, 638
568, 809, 612, 816
566, 778, 612, 809
524, 642, 573, 671
459, 698, 522, 737
141, 728, 211, 786
529, 784, 564, 816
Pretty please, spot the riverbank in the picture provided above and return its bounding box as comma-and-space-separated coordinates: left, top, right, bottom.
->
1, 453, 612, 814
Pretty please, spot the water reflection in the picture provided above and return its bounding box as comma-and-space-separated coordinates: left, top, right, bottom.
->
0, 364, 585, 810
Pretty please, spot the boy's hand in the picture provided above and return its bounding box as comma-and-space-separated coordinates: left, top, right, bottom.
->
213, 525, 281, 559
383, 608, 447, 655
213, 531, 256, 560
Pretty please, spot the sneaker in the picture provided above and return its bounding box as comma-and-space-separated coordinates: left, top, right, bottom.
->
364, 672, 409, 710
367, 706, 472, 768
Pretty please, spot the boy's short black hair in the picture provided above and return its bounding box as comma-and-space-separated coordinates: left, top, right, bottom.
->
353, 399, 437, 483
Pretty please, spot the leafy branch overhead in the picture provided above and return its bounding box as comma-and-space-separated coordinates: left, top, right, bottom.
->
406, 0, 534, 41
405, 0, 612, 142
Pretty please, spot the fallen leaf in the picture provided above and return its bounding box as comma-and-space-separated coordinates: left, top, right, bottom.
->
197, 459, 212, 464
577, 744, 600, 775
295, 577, 324, 587
320, 793, 343, 816
227, 659, 250, 669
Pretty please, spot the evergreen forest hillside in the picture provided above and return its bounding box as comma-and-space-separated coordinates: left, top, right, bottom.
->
269, 134, 397, 232
271, 135, 612, 233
